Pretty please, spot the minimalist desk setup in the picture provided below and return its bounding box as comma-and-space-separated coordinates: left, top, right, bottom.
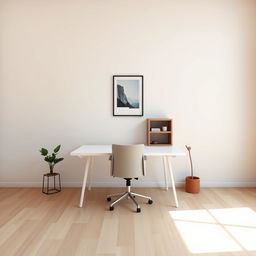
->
71, 145, 185, 208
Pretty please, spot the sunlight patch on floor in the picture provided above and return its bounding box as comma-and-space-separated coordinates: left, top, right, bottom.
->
226, 226, 256, 250
170, 209, 216, 224
209, 208, 256, 227
173, 221, 241, 253
169, 207, 256, 254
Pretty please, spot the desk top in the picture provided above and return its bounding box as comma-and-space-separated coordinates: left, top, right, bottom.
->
70, 145, 186, 157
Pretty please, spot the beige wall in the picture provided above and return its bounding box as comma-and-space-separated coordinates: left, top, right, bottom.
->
1, 0, 256, 187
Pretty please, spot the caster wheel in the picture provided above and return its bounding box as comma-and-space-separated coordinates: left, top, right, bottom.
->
107, 197, 111, 202
136, 208, 141, 213
148, 199, 153, 204
109, 206, 114, 211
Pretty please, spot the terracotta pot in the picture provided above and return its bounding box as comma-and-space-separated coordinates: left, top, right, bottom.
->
185, 176, 200, 193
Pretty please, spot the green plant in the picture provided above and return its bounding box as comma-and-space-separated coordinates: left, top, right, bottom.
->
39, 145, 64, 173
185, 145, 194, 179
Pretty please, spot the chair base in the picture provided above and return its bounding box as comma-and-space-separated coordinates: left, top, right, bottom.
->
107, 187, 153, 212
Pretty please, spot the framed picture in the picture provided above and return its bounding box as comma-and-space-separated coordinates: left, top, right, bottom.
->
113, 75, 144, 116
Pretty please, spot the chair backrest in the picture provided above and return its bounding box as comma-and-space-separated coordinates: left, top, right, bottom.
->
111, 144, 145, 178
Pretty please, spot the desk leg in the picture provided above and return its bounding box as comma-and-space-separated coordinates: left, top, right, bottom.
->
163, 156, 168, 191
166, 156, 179, 208
79, 156, 91, 208
88, 157, 93, 191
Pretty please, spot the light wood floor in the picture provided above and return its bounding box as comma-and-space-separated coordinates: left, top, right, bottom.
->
0, 187, 256, 256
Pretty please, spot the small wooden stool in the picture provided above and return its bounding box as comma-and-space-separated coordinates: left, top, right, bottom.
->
42, 172, 61, 194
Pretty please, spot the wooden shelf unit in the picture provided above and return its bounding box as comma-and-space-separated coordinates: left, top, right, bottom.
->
147, 118, 172, 146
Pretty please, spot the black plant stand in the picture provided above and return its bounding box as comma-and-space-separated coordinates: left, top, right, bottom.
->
42, 172, 61, 194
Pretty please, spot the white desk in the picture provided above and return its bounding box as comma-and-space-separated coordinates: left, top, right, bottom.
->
70, 145, 185, 208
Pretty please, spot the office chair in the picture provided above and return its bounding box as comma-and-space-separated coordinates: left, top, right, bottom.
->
107, 144, 153, 213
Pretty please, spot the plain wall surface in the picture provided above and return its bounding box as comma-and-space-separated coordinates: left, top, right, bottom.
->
1, 0, 256, 187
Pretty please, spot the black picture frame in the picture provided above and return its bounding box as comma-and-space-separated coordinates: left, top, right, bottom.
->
113, 75, 144, 116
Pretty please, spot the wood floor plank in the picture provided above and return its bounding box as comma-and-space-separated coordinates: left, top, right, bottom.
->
35, 239, 62, 256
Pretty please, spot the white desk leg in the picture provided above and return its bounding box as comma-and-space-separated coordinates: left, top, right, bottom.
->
166, 156, 179, 208
79, 156, 91, 208
163, 156, 168, 191
88, 157, 93, 191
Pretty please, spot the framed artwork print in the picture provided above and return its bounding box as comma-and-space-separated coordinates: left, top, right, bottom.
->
113, 75, 143, 116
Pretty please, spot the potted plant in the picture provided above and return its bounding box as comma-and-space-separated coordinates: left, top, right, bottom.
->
39, 145, 64, 174
185, 145, 200, 193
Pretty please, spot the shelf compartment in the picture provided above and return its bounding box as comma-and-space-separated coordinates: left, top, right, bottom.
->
147, 118, 172, 146
149, 131, 171, 134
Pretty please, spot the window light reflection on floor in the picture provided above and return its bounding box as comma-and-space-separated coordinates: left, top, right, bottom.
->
173, 220, 241, 253
170, 209, 216, 224
225, 226, 256, 250
209, 208, 256, 227
169, 207, 256, 254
